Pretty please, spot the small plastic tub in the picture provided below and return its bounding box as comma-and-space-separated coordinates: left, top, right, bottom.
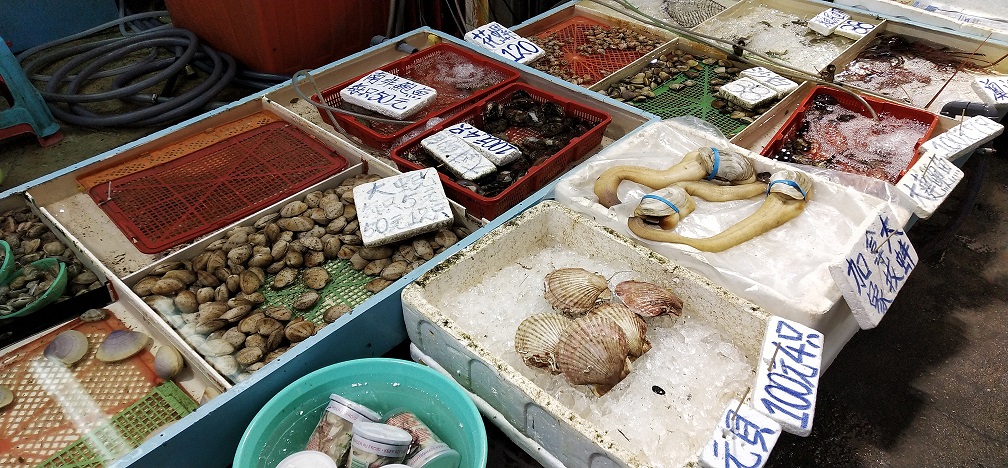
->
0, 257, 67, 321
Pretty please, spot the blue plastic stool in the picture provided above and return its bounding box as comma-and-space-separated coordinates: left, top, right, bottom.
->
0, 37, 61, 147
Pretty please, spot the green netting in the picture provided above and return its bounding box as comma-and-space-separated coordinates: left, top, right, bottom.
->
259, 258, 376, 324
35, 382, 197, 468
624, 60, 750, 138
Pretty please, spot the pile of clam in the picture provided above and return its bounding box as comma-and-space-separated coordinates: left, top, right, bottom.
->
0, 207, 102, 317
514, 268, 683, 396
527, 26, 661, 86
132, 174, 468, 382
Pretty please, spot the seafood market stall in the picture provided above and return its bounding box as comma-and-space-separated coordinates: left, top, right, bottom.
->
1, 1, 1006, 467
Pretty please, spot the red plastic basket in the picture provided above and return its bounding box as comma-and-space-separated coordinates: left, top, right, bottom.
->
533, 15, 657, 86
89, 121, 349, 253
761, 85, 940, 184
391, 83, 611, 220
311, 43, 520, 151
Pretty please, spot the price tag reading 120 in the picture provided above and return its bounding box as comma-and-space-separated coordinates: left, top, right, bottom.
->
753, 317, 823, 437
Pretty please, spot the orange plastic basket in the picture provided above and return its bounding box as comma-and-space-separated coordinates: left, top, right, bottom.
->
534, 16, 656, 86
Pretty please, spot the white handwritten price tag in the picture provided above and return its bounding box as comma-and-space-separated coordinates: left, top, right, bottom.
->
752, 317, 823, 436
896, 152, 964, 219
339, 70, 438, 119
353, 168, 454, 247
808, 8, 850, 36
834, 19, 876, 40
718, 77, 778, 110
421, 130, 497, 180
465, 22, 544, 64
918, 115, 1004, 161
829, 208, 917, 329
740, 67, 798, 98
445, 122, 522, 165
699, 399, 782, 468
972, 76, 1008, 108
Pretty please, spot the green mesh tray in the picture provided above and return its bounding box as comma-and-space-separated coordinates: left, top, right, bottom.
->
624, 60, 749, 138
260, 258, 376, 323
35, 382, 197, 468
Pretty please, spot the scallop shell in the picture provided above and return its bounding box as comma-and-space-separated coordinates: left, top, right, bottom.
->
96, 330, 150, 363
698, 146, 755, 182
555, 315, 631, 396
590, 302, 651, 358
302, 267, 330, 290
635, 186, 690, 219
44, 330, 89, 365
768, 169, 812, 200
614, 280, 683, 317
514, 313, 572, 373
0, 384, 12, 409
544, 268, 611, 316
154, 346, 184, 379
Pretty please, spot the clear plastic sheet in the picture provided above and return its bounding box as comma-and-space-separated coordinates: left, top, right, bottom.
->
554, 118, 914, 326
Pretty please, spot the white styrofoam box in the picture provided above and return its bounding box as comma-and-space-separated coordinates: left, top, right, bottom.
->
739, 67, 799, 98
808, 8, 851, 36
401, 201, 770, 468
834, 19, 877, 40
718, 77, 779, 109
465, 22, 545, 64
699, 399, 782, 468
421, 130, 497, 180
338, 70, 438, 119
971, 75, 1008, 108
444, 122, 523, 166
354, 168, 455, 247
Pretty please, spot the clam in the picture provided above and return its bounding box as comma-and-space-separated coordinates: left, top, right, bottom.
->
132, 276, 161, 296
697, 146, 756, 184
380, 261, 409, 281
174, 290, 199, 314
277, 216, 314, 232
154, 346, 184, 379
263, 305, 294, 321
236, 346, 264, 367
365, 278, 392, 293
96, 330, 151, 362
151, 277, 185, 296
589, 302, 651, 358
514, 313, 572, 373
44, 330, 89, 365
555, 315, 631, 396
285, 320, 315, 343
323, 303, 351, 323
544, 268, 610, 317
280, 200, 308, 218
302, 267, 330, 290
223, 327, 247, 348
614, 280, 683, 317
0, 384, 11, 409
272, 267, 298, 289
292, 291, 319, 310
239, 270, 262, 295
80, 308, 108, 322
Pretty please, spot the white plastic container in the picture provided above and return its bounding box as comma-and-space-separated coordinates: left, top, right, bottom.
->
347, 422, 413, 467
276, 450, 340, 468
306, 394, 382, 463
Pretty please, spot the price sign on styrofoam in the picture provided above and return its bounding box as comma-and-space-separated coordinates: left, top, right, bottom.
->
752, 317, 823, 436
896, 152, 964, 219
422, 131, 497, 180
445, 122, 522, 165
829, 208, 917, 329
718, 77, 778, 109
808, 8, 851, 36
739, 67, 799, 98
339, 70, 437, 119
835, 19, 876, 40
699, 399, 782, 468
972, 76, 1008, 108
354, 168, 454, 247
465, 22, 545, 64
918, 115, 1004, 161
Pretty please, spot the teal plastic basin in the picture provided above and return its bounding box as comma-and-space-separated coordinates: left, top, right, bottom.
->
235, 358, 487, 468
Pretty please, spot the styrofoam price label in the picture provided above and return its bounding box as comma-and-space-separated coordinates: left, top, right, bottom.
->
918, 115, 1004, 161
445, 122, 522, 166
752, 317, 823, 437
353, 168, 454, 247
808, 8, 851, 36
972, 76, 1008, 108
421, 131, 497, 180
834, 19, 876, 40
739, 67, 799, 98
896, 152, 964, 219
718, 77, 778, 110
464, 22, 545, 64
339, 70, 437, 119
829, 208, 917, 329
699, 399, 782, 468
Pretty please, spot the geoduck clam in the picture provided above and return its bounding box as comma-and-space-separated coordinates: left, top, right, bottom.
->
634, 186, 695, 230
594, 147, 757, 208
629, 169, 812, 252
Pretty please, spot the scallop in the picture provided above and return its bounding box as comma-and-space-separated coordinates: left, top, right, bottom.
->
514, 313, 572, 373
555, 315, 631, 396
96, 330, 151, 363
614, 280, 683, 317
0, 385, 12, 409
590, 302, 651, 358
544, 268, 611, 317
44, 330, 89, 365
154, 346, 184, 379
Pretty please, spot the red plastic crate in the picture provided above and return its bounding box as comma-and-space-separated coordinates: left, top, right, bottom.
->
311, 43, 520, 151
391, 83, 611, 220
88, 121, 348, 253
762, 85, 940, 184
533, 15, 658, 86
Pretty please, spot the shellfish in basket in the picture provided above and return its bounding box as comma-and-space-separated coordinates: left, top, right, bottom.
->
543, 268, 610, 317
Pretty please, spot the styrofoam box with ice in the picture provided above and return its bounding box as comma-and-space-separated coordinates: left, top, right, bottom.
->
338, 70, 438, 119
808, 8, 850, 36
421, 130, 497, 180
718, 77, 778, 110
402, 201, 770, 468
444, 122, 522, 166
739, 67, 798, 99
